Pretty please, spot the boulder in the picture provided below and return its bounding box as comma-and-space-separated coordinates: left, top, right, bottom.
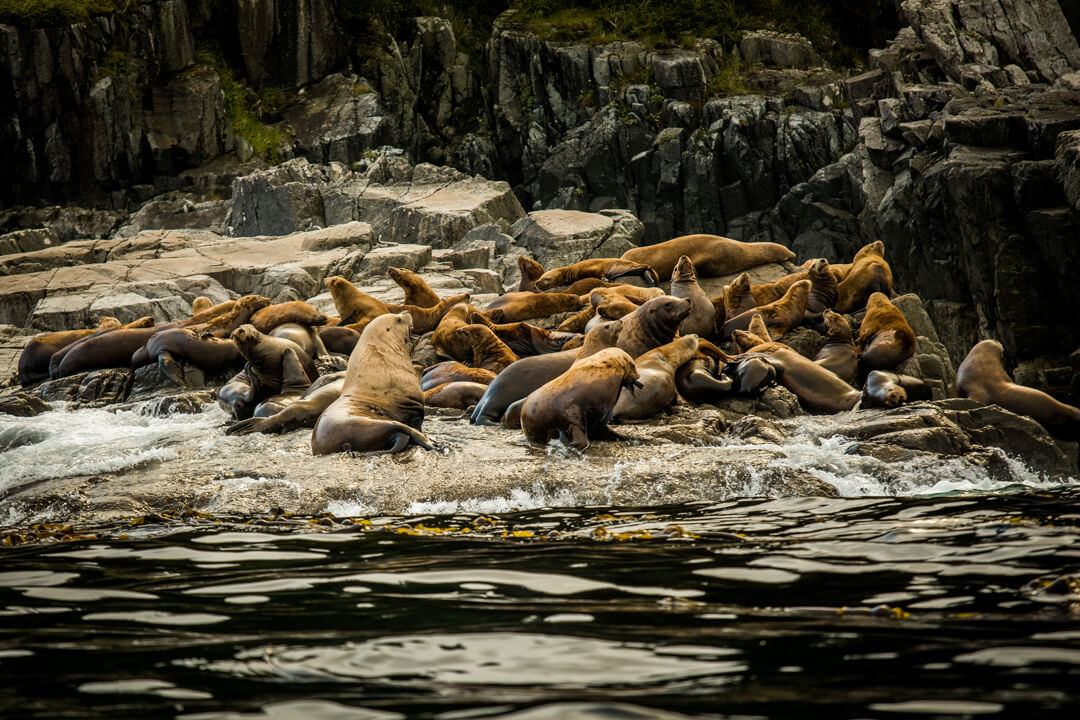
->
509, 209, 645, 270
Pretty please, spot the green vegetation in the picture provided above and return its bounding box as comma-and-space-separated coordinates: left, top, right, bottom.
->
0, 0, 145, 27
197, 49, 286, 162
706, 60, 754, 98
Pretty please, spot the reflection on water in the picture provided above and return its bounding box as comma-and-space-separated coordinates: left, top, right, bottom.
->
2, 492, 1080, 718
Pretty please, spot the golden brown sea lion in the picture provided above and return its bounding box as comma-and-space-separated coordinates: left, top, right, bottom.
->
420, 361, 497, 390
563, 278, 620, 295
484, 292, 585, 323
558, 305, 597, 333
720, 280, 810, 341
18, 317, 122, 386
387, 293, 471, 334
326, 276, 389, 331
250, 301, 328, 334
836, 241, 893, 313
616, 296, 691, 359
669, 255, 715, 338
468, 316, 577, 357
622, 234, 795, 281
517, 256, 545, 292
806, 258, 838, 314
749, 271, 808, 307
311, 313, 435, 455
520, 347, 641, 450
718, 272, 755, 318
813, 309, 856, 384
431, 303, 492, 362
453, 325, 519, 374
388, 267, 441, 308
857, 292, 915, 374
957, 340, 1080, 437
747, 348, 861, 413
190, 295, 271, 337
614, 335, 700, 421
534, 258, 659, 290
191, 297, 213, 315
424, 381, 490, 410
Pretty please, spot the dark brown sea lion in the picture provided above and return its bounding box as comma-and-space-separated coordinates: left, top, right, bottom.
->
670, 255, 715, 338
520, 347, 641, 450
813, 309, 857, 384
326, 276, 389, 331
311, 313, 435, 455
957, 339, 1080, 437
19, 317, 122, 386
453, 324, 519, 374
558, 305, 596, 333
54, 317, 158, 378
616, 295, 691, 359
534, 258, 659, 290
622, 234, 795, 281
227, 371, 345, 436
614, 335, 699, 421
836, 241, 893, 313
732, 356, 778, 394
675, 355, 735, 404
217, 324, 317, 420
421, 361, 497, 390
857, 292, 915, 374
468, 317, 577, 357
470, 320, 623, 425
249, 347, 317, 418
388, 266, 441, 308
318, 326, 361, 355
387, 293, 471, 334
747, 348, 861, 413
250, 301, 328, 334
720, 280, 810, 341
145, 328, 242, 387
269, 322, 328, 359
424, 381, 489, 410
563, 278, 619, 295
484, 292, 585, 323
518, 256, 545, 292
806, 258, 838, 314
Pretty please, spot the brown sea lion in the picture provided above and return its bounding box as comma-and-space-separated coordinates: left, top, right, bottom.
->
269, 322, 329, 359
249, 347, 317, 419
614, 335, 699, 421
190, 295, 271, 337
424, 381, 489, 410
454, 324, 519, 374
675, 354, 735, 404
421, 361, 497, 390
386, 293, 471, 335
518, 256, 545, 292
311, 313, 435, 455
720, 280, 810, 341
957, 340, 1080, 437
591, 285, 665, 305
250, 301, 328, 334
718, 272, 755, 318
388, 267, 441, 308
563, 278, 619, 295
746, 348, 861, 412
53, 317, 158, 378
431, 303, 493, 362
558, 305, 597, 333
145, 328, 242, 387
862, 370, 914, 409
806, 258, 838, 314
520, 347, 641, 450
836, 241, 893, 313
191, 297, 213, 315
468, 317, 577, 357
470, 319, 624, 425
217, 324, 317, 420
484, 292, 585, 323
616, 296, 691, 359
318, 326, 361, 355
813, 309, 857, 384
186, 299, 238, 325
749, 271, 808, 307
857, 292, 915, 374
19, 317, 122, 386
669, 256, 714, 338
227, 371, 345, 436
534, 258, 660, 290
622, 234, 795, 281
326, 276, 389, 330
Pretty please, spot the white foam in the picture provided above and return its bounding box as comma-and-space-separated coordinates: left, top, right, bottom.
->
401, 483, 582, 516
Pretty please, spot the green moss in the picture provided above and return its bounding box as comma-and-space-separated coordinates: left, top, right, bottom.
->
705, 60, 755, 98
0, 0, 152, 27
197, 49, 285, 162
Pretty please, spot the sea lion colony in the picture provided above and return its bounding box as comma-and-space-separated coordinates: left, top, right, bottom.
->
15, 235, 1080, 454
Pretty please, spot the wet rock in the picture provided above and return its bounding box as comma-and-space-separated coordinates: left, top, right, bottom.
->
0, 392, 51, 417
709, 386, 802, 421
33, 369, 131, 407
783, 326, 826, 359
728, 415, 789, 444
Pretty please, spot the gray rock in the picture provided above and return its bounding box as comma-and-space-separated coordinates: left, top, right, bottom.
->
0, 229, 60, 256
144, 64, 233, 175
510, 209, 621, 270
739, 31, 824, 70
282, 74, 394, 165
0, 392, 51, 417
234, 0, 348, 88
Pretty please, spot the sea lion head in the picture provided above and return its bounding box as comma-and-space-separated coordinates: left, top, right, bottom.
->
788, 279, 812, 301
809, 257, 830, 276
672, 255, 697, 282
645, 296, 692, 331
821, 309, 851, 341
589, 319, 622, 346
518, 256, 545, 280
855, 240, 886, 262
865, 291, 890, 311
97, 316, 123, 330
239, 295, 271, 313
387, 266, 410, 284
363, 311, 412, 347
229, 324, 262, 355
732, 329, 762, 352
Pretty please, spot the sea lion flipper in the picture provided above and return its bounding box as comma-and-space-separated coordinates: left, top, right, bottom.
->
157, 351, 189, 388
280, 348, 313, 394
226, 417, 267, 436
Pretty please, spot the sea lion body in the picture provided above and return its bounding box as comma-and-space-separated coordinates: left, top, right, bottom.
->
751, 348, 861, 412
217, 325, 317, 420
862, 370, 912, 409
806, 258, 838, 314
455, 325, 519, 373
836, 241, 893, 312
469, 315, 578, 357
535, 258, 659, 290
388, 267, 441, 308
311, 313, 435, 455
269, 322, 327, 359
421, 361, 497, 390
614, 335, 699, 421
387, 293, 471, 334
721, 280, 810, 341
145, 328, 242, 387
857, 293, 915, 374
250, 301, 328, 334
484, 292, 584, 323
189, 295, 271, 337
622, 234, 795, 281
227, 371, 345, 436
669, 256, 715, 338
424, 381, 489, 410
18, 318, 122, 386
616, 295, 691, 359
432, 304, 489, 362
520, 347, 641, 450
326, 276, 389, 330
957, 340, 1080, 436
56, 325, 160, 378
749, 271, 808, 307
675, 355, 735, 404
813, 309, 857, 384
318, 326, 361, 355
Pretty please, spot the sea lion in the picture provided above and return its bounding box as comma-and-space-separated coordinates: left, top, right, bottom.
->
311, 312, 435, 455
484, 292, 585, 323
731, 314, 790, 353
421, 361, 497, 390
520, 347, 641, 450
269, 322, 328, 359
622, 234, 795, 281
145, 328, 242, 387
326, 276, 389, 330
534, 258, 659, 290
453, 324, 519, 374
469, 318, 577, 357
857, 293, 915, 374
720, 280, 810, 341
616, 295, 691, 359
732, 356, 778, 394
746, 348, 861, 412
470, 319, 623, 426
18, 317, 122, 386
318, 326, 361, 355
806, 258, 838, 314
813, 309, 857, 384
862, 370, 912, 409
54, 318, 159, 378
749, 271, 808, 306
719, 272, 755, 318
517, 256, 545, 292
250, 301, 328, 334
249, 347, 316, 418
836, 241, 893, 313
563, 278, 619, 295
424, 381, 489, 410
388, 266, 441, 308
675, 355, 734, 404
191, 297, 213, 315
386, 293, 471, 334
614, 335, 699, 421
189, 295, 271, 337
217, 324, 317, 420
226, 371, 345, 437
670, 255, 715, 338
957, 339, 1080, 437
558, 305, 596, 333
431, 304, 493, 362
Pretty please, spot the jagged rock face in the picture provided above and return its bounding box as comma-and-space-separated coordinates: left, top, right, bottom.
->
233, 0, 347, 89
144, 64, 234, 174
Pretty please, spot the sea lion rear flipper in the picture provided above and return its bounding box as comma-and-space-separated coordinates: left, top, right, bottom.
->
591, 423, 628, 443
157, 351, 189, 388
226, 417, 268, 436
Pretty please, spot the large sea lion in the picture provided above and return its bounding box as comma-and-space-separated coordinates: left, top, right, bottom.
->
318, 326, 361, 355
806, 258, 838, 314
669, 255, 715, 338
250, 301, 328, 334
520, 347, 641, 450
813, 309, 857, 384
749, 271, 808, 307
857, 292, 915, 374
311, 313, 435, 454
675, 354, 734, 404
957, 339, 1080, 437
616, 295, 691, 359
470, 320, 623, 426
388, 267, 441, 308
421, 361, 497, 390
484, 292, 585, 323
747, 348, 861, 412
720, 280, 810, 341
534, 258, 659, 290
326, 276, 389, 330
836, 241, 893, 313
217, 324, 317, 420
387, 293, 471, 334
614, 335, 699, 421
227, 371, 345, 436
145, 328, 242, 387
53, 317, 158, 378
424, 381, 489, 410
622, 234, 795, 281
18, 317, 122, 386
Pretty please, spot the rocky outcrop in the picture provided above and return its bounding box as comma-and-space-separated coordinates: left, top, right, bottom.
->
234, 0, 347, 89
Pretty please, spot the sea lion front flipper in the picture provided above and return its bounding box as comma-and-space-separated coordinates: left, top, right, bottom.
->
157, 351, 189, 388
226, 417, 269, 436
280, 348, 313, 394
591, 423, 628, 443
